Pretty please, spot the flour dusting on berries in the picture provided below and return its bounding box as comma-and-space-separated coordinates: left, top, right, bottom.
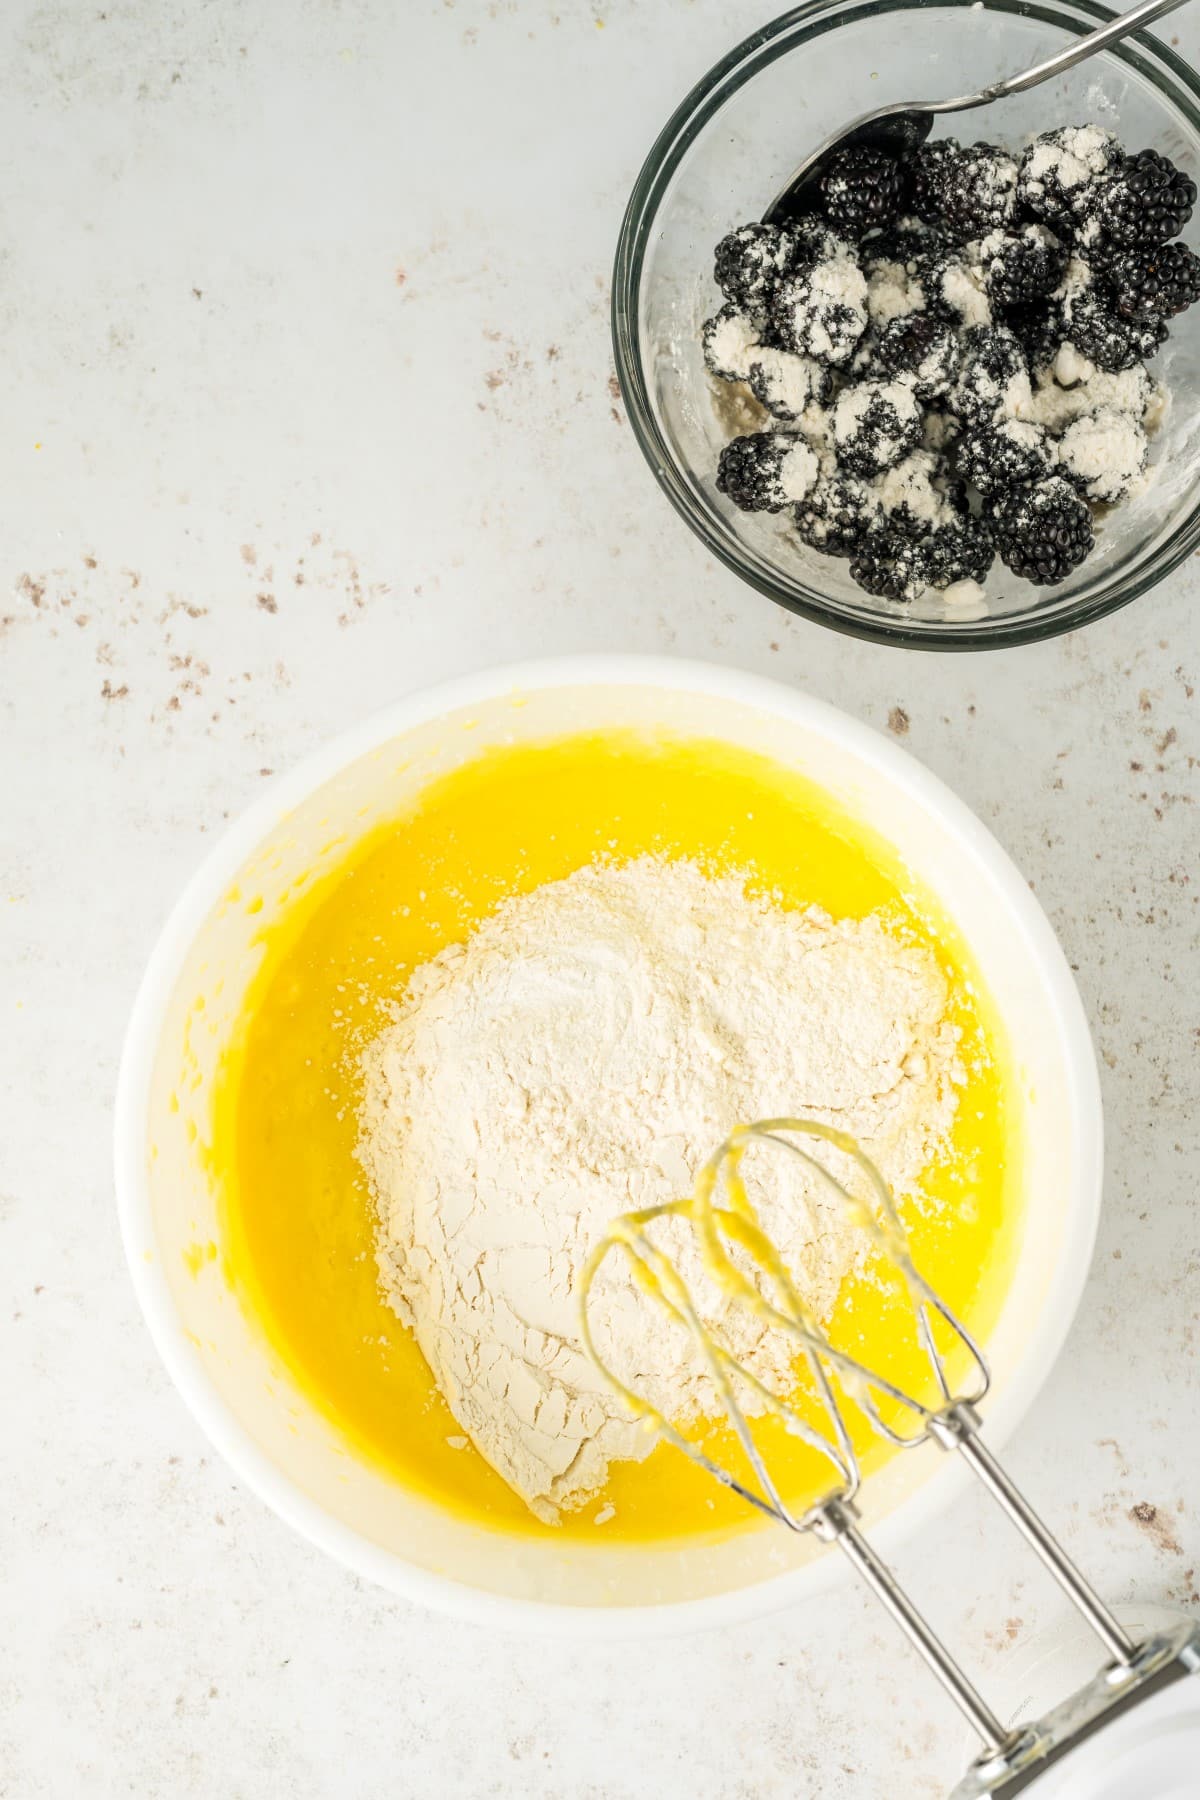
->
702, 124, 1195, 606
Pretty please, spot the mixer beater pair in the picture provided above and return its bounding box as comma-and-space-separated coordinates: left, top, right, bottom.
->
580, 1120, 1200, 1798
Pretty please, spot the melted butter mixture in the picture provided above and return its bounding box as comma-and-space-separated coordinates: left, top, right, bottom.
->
210, 730, 1020, 1542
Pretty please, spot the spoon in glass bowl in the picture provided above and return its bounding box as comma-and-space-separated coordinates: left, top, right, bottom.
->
763, 0, 1193, 223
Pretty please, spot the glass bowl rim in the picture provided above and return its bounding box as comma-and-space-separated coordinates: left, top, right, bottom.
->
611, 0, 1200, 650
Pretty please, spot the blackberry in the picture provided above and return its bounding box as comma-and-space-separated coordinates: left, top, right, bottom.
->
980, 224, 1068, 308
772, 257, 869, 366
1064, 292, 1168, 372
793, 473, 882, 557
1092, 149, 1197, 251
787, 213, 846, 268
847, 326, 885, 379
832, 377, 922, 476
866, 229, 954, 331
921, 515, 996, 589
939, 143, 1018, 237
871, 448, 966, 540
1017, 127, 1124, 230
910, 139, 962, 224
849, 528, 927, 601
991, 477, 1094, 584
1103, 242, 1200, 321
862, 218, 946, 292
1058, 407, 1148, 504
716, 433, 786, 512
819, 144, 906, 240
922, 403, 962, 455
951, 325, 1030, 425
702, 304, 762, 382
877, 312, 960, 400
1006, 299, 1067, 373
922, 246, 992, 328
716, 432, 820, 513
955, 420, 1055, 497
713, 222, 795, 320
747, 347, 833, 420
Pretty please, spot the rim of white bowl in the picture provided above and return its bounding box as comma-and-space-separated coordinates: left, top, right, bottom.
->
114, 655, 1103, 1639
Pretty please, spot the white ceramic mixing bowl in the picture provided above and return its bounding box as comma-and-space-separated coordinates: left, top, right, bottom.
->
114, 656, 1102, 1636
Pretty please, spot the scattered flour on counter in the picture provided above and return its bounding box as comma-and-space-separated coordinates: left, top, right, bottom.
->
358, 856, 962, 1522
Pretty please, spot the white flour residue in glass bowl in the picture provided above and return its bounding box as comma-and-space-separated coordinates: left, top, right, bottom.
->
357, 856, 963, 1522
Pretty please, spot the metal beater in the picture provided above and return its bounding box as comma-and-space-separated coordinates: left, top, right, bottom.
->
580, 1119, 1200, 1799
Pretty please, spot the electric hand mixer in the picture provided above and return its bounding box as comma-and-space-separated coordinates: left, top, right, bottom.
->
580, 1120, 1200, 1798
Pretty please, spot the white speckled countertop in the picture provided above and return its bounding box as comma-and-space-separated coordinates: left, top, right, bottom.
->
2, 2, 1198, 1794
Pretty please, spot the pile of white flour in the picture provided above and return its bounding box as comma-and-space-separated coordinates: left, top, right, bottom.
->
357, 856, 962, 1522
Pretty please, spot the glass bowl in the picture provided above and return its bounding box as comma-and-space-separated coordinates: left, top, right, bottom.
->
612, 0, 1200, 648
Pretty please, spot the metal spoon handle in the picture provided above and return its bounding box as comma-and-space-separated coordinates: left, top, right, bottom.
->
936, 0, 1193, 113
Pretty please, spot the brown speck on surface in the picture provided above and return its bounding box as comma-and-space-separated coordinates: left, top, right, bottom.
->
310, 532, 321, 547
259, 768, 273, 777
166, 696, 180, 712
769, 641, 780, 652
240, 544, 256, 566
607, 374, 621, 401
256, 592, 277, 613
83, 554, 97, 570
484, 370, 506, 390
1130, 760, 1143, 772
17, 573, 46, 608
888, 706, 910, 736
100, 680, 129, 701
1138, 690, 1153, 713
96, 642, 115, 666
394, 266, 407, 286
546, 344, 561, 360
1157, 726, 1178, 754
1098, 1437, 1130, 1477
157, 596, 209, 624
1130, 1501, 1183, 1555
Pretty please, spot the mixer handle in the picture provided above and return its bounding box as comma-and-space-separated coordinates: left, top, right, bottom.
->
811, 1495, 1019, 1757
929, 1403, 1137, 1669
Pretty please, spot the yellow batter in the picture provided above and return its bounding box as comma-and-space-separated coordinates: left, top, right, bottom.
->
210, 730, 1019, 1542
